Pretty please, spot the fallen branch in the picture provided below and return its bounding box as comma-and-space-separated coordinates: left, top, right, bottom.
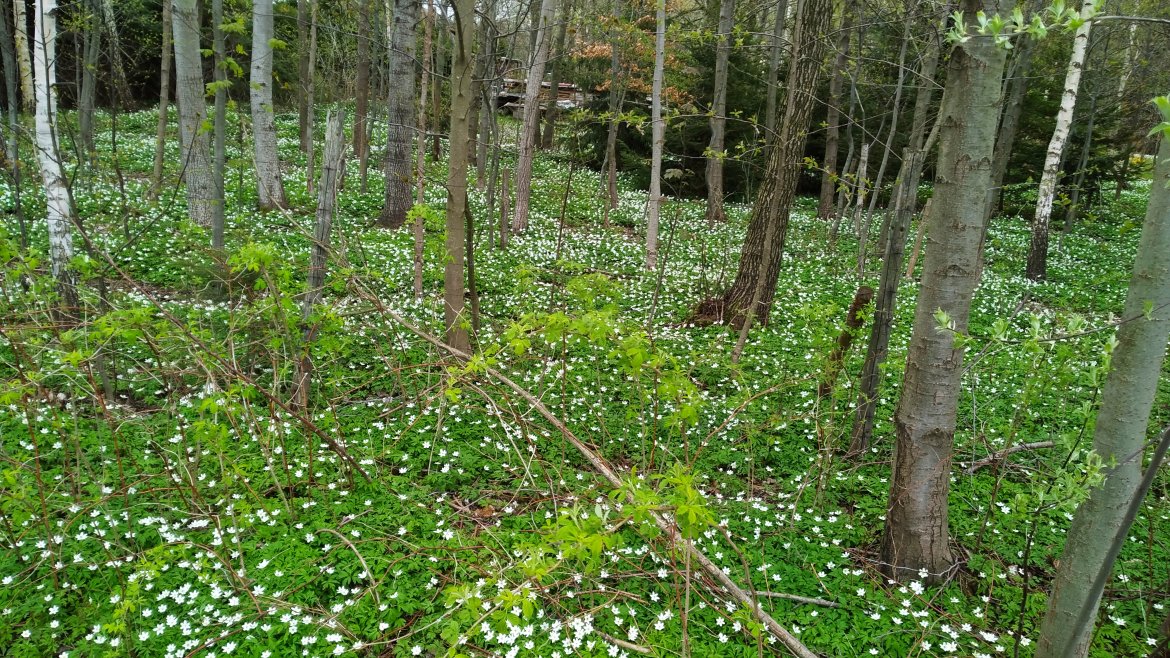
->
357, 292, 819, 658
596, 631, 652, 655
750, 591, 840, 608
963, 441, 1055, 474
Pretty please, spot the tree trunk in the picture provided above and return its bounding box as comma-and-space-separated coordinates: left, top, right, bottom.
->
1061, 92, 1097, 246
540, 0, 572, 149
378, 0, 419, 228
31, 0, 77, 317
443, 0, 474, 352
850, 149, 924, 453
171, 0, 217, 229
211, 0, 227, 250
12, 0, 33, 111
1027, 0, 1095, 281
293, 110, 347, 410
603, 0, 622, 212
880, 0, 1008, 583
430, 5, 444, 162
412, 0, 433, 297
149, 0, 173, 200
250, 0, 288, 210
717, 0, 834, 326
304, 0, 318, 194
818, 284, 874, 398
703, 0, 734, 225
77, 0, 100, 159
1036, 132, 1170, 658
98, 0, 128, 102
816, 5, 852, 221
512, 0, 558, 233
355, 0, 371, 190
0, 0, 23, 248
297, 0, 310, 152
475, 12, 496, 189
988, 36, 1035, 214
646, 0, 664, 271
762, 0, 788, 141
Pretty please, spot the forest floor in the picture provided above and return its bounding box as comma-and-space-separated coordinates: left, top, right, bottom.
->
1, 109, 1168, 658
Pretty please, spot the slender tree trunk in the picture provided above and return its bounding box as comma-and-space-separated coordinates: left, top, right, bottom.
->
31, 0, 77, 317
475, 11, 496, 189
149, 0, 173, 201
304, 0, 318, 194
1036, 133, 1170, 658
1027, 0, 1095, 281
443, 0, 474, 351
250, 0, 287, 210
98, 0, 127, 101
540, 0, 572, 149
850, 149, 924, 453
293, 110, 346, 410
0, 0, 23, 248
512, 0, 558, 233
1061, 92, 1097, 245
378, 0, 419, 228
12, 0, 33, 111
211, 0, 227, 250
413, 0, 433, 297
430, 5, 444, 161
645, 0, 665, 271
988, 36, 1035, 214
817, 6, 853, 221
171, 0, 217, 229
717, 0, 834, 326
859, 27, 910, 252
78, 1, 100, 159
880, 0, 1008, 583
355, 0, 371, 190
297, 0, 310, 152
762, 0, 788, 141
704, 0, 734, 225
603, 0, 622, 212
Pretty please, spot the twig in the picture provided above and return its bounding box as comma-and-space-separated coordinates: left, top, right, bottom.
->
963, 441, 1055, 474
596, 630, 652, 655
749, 591, 840, 608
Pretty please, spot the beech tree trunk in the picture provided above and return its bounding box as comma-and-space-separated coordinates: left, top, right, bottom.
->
1035, 133, 1170, 658
31, 0, 77, 316
171, 0, 217, 229
704, 0, 734, 225
717, 0, 833, 326
880, 0, 1008, 583
250, 0, 287, 210
12, 0, 33, 111
817, 5, 853, 221
646, 0, 664, 271
149, 0, 173, 200
512, 0, 558, 233
378, 0, 419, 228
1027, 0, 1095, 281
443, 0, 474, 352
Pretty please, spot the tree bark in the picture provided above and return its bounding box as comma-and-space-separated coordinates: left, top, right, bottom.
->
603, 0, 622, 212
1035, 132, 1170, 658
1027, 0, 1096, 281
354, 0, 371, 190
171, 0, 217, 229
378, 0, 419, 228
12, 0, 33, 111
880, 0, 1008, 583
211, 0, 227, 250
762, 0, 788, 141
816, 5, 853, 221
540, 0, 572, 149
412, 0, 433, 297
98, 0, 128, 102
443, 0, 474, 352
717, 0, 834, 326
988, 35, 1035, 214
0, 0, 23, 247
512, 0, 558, 233
704, 0, 735, 225
646, 0, 664, 271
31, 0, 77, 317
149, 0, 173, 201
304, 0, 318, 194
297, 0, 310, 152
250, 0, 288, 210
77, 0, 100, 159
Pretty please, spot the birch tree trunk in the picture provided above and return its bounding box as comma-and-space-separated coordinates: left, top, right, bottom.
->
1026, 0, 1096, 281
171, 0, 217, 229
715, 0, 833, 326
817, 5, 853, 221
149, 0, 173, 200
378, 0, 419, 228
443, 0, 475, 352
880, 0, 1008, 583
12, 0, 33, 111
703, 0, 734, 225
1035, 132, 1170, 658
512, 0, 558, 233
31, 0, 78, 316
250, 0, 288, 210
646, 0, 665, 271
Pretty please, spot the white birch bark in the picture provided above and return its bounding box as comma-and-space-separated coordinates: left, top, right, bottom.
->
250, 0, 288, 210
511, 0, 558, 233
646, 0, 665, 270
31, 0, 77, 313
1026, 0, 1097, 280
